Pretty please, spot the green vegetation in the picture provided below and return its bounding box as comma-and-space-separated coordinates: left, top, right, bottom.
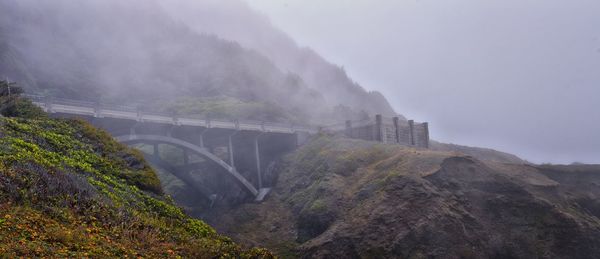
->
156, 96, 307, 124
1, 1, 398, 126
0, 80, 46, 119
203, 135, 450, 255
0, 88, 273, 257
282, 136, 396, 211
185, 130, 600, 258
272, 136, 399, 242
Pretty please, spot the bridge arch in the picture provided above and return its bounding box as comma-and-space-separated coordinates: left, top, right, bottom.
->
115, 134, 259, 197
142, 154, 214, 202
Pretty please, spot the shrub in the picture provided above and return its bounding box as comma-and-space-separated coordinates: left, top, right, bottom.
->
0, 109, 274, 257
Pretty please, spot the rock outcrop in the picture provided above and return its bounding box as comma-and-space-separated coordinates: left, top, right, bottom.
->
205, 136, 600, 258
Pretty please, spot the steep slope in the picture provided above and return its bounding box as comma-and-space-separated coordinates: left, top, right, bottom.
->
205, 136, 600, 258
0, 0, 328, 123
0, 0, 395, 123
159, 0, 397, 117
0, 99, 272, 257
0, 28, 36, 88
430, 140, 527, 164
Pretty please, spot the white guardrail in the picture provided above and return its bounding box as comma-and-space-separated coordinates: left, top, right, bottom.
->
24, 94, 319, 134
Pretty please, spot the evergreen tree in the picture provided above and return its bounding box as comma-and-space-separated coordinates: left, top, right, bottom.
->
0, 80, 45, 118
0, 80, 23, 97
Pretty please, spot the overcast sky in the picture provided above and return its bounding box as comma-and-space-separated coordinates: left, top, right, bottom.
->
247, 0, 600, 164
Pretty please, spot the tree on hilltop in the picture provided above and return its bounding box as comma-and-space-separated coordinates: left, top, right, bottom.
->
0, 80, 44, 118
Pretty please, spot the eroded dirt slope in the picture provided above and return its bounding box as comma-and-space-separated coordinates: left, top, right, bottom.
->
205, 136, 600, 258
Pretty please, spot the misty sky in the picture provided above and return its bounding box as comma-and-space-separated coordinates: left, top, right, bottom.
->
248, 0, 600, 164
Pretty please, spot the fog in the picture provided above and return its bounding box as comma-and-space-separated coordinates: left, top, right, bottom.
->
249, 0, 600, 164
1, 0, 598, 164
0, 0, 400, 124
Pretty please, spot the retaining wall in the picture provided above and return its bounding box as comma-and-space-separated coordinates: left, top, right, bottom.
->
343, 115, 429, 148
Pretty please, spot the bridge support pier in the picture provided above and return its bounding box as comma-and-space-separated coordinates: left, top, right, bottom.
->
254, 134, 263, 189
199, 128, 209, 149
130, 122, 140, 136
153, 143, 160, 159
228, 132, 238, 168
408, 120, 415, 146
345, 120, 353, 138
167, 125, 175, 137
423, 122, 430, 149
375, 114, 384, 143
93, 104, 101, 118
393, 117, 400, 144
183, 148, 189, 166
44, 100, 53, 113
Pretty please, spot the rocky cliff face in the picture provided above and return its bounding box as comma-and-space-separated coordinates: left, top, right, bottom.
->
205, 136, 600, 258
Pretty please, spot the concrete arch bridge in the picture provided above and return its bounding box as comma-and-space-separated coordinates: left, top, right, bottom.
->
25, 95, 430, 202
27, 95, 314, 202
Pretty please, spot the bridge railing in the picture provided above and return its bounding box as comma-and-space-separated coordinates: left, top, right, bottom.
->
100, 103, 138, 112
321, 118, 373, 132
22, 93, 320, 133
23, 94, 428, 144
321, 122, 346, 131
24, 94, 139, 111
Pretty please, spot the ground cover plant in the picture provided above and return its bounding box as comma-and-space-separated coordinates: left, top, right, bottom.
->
0, 91, 273, 257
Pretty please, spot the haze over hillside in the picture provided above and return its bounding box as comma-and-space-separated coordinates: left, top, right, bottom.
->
2, 0, 596, 164
248, 0, 600, 164
2, 2, 600, 258
0, 0, 395, 124
157, 0, 396, 117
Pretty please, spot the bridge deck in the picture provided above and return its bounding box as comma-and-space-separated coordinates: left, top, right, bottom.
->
27, 96, 317, 134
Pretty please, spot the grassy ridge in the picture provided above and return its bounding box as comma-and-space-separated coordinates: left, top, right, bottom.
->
0, 99, 273, 257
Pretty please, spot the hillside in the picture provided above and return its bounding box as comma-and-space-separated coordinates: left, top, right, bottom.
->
0, 0, 394, 123
0, 97, 272, 257
158, 0, 397, 118
204, 136, 600, 258
429, 140, 527, 164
